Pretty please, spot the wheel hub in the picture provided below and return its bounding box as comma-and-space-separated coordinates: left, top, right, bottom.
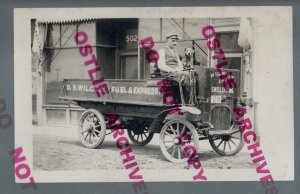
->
90, 125, 94, 131
83, 124, 94, 133
173, 137, 180, 145
222, 135, 231, 141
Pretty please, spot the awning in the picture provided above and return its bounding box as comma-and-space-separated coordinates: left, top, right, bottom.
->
38, 18, 98, 25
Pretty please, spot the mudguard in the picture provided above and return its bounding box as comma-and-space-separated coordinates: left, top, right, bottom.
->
148, 106, 201, 133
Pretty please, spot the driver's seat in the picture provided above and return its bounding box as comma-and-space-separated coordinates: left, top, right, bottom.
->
149, 62, 163, 78
147, 62, 164, 87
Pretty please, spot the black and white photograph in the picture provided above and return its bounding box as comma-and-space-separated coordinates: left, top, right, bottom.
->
14, 7, 293, 182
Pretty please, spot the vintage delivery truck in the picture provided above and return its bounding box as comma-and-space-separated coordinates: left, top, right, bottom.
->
59, 64, 244, 163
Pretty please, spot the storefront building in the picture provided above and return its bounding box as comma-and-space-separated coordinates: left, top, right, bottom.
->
32, 18, 253, 131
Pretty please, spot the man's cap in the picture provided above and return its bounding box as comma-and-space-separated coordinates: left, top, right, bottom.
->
166, 33, 179, 40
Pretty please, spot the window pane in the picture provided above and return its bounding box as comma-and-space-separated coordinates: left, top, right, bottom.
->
217, 57, 241, 71
216, 32, 242, 53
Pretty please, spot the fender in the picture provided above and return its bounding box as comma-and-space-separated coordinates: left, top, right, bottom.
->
148, 106, 201, 133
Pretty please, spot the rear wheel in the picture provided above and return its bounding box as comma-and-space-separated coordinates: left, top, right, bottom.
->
127, 122, 154, 146
78, 109, 106, 148
209, 123, 244, 156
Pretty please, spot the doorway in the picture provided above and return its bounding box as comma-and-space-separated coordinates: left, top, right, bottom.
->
96, 19, 139, 79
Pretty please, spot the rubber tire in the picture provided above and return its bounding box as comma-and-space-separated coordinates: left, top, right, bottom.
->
209, 125, 244, 156
159, 118, 199, 163
78, 109, 106, 149
127, 128, 154, 146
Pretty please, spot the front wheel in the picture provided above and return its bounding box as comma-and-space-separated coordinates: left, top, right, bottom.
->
159, 119, 199, 163
209, 123, 244, 156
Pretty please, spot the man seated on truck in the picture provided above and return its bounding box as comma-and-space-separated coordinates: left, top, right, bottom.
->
157, 33, 190, 84
157, 33, 190, 102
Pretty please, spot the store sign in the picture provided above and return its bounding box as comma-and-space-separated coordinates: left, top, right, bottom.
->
205, 68, 239, 103
111, 86, 159, 95
65, 84, 160, 96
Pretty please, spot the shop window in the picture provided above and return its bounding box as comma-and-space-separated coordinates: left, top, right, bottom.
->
214, 31, 243, 94
217, 57, 241, 71
215, 32, 242, 53
216, 57, 243, 94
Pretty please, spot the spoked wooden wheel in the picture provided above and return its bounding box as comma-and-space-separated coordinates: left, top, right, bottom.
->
209, 123, 244, 156
78, 109, 106, 149
127, 123, 154, 146
159, 119, 199, 163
